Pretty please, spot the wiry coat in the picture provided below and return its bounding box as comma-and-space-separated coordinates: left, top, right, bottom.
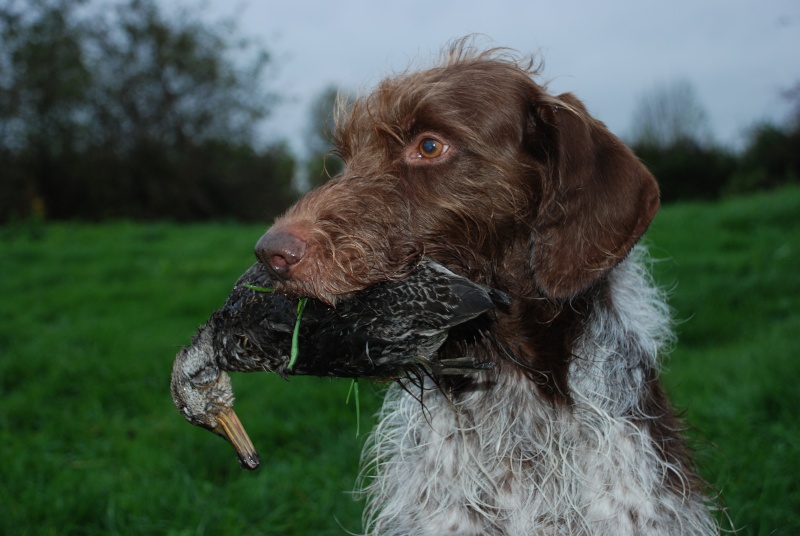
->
254, 41, 721, 535
360, 248, 717, 535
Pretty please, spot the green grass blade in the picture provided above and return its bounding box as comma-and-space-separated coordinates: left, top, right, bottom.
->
287, 297, 307, 370
346, 379, 361, 438
242, 284, 274, 293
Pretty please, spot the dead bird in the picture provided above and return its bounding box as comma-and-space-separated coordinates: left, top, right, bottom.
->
171, 257, 509, 469
171, 324, 261, 469
215, 258, 509, 377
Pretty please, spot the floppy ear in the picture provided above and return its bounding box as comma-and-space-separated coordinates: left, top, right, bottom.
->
529, 93, 660, 300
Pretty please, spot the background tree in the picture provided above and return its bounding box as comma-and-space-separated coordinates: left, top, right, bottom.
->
0, 0, 94, 219
303, 86, 352, 191
0, 0, 297, 222
728, 81, 800, 194
629, 79, 735, 202
630, 78, 712, 148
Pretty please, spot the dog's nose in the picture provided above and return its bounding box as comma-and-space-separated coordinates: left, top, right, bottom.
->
255, 229, 307, 278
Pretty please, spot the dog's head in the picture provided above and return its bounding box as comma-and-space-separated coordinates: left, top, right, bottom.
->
256, 43, 659, 304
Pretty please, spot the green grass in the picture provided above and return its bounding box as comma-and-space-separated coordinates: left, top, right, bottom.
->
1, 187, 798, 535
646, 187, 800, 534
0, 222, 383, 535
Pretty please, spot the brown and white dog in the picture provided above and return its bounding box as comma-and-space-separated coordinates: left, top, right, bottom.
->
255, 41, 721, 535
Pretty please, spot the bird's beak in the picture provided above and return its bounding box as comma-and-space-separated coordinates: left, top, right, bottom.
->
214, 409, 260, 470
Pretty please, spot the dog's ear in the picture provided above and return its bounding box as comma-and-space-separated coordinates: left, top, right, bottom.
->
528, 93, 660, 300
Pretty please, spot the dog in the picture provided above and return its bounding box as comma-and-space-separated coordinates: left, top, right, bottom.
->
254, 40, 721, 535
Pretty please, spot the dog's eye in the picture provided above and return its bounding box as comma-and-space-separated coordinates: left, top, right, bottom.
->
418, 138, 447, 159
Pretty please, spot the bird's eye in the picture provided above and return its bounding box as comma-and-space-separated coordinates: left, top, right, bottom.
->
190, 364, 219, 387
418, 137, 447, 159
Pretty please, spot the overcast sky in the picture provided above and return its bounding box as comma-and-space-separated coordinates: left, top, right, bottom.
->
201, 0, 799, 155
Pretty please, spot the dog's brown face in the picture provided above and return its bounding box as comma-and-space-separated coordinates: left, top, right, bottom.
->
256, 48, 659, 306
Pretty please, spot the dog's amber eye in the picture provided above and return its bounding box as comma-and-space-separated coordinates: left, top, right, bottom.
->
419, 138, 445, 158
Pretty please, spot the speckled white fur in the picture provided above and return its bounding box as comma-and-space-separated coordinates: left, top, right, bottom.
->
358, 246, 720, 535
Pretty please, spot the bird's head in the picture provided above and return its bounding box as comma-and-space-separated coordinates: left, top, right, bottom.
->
171, 325, 260, 470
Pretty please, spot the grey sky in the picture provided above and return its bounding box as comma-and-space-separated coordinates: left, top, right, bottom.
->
201, 0, 799, 155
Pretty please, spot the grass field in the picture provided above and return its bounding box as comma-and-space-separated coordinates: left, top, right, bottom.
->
1, 186, 798, 535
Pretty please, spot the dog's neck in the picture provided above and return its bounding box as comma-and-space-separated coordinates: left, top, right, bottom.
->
437, 263, 601, 405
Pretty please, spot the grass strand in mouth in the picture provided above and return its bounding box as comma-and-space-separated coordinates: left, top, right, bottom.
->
244, 283, 360, 434
288, 297, 307, 370
240, 283, 362, 434
245, 284, 305, 369
243, 284, 275, 293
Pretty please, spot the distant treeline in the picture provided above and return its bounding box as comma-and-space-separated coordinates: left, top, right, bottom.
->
2, 1, 798, 223
1, 0, 296, 223
632, 118, 800, 204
